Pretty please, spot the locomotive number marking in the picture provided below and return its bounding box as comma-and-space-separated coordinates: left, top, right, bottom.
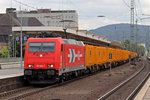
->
36, 65, 45, 67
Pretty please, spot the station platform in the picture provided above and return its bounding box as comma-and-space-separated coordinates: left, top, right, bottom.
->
0, 68, 24, 93
134, 78, 150, 100
0, 61, 24, 69
0, 68, 23, 79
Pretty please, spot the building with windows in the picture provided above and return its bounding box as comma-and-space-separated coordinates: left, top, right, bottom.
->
17, 9, 78, 30
0, 8, 43, 53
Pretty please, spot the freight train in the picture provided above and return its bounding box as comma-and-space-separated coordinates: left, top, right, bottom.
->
24, 37, 137, 84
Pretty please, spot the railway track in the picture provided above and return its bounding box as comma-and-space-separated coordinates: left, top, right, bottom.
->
98, 58, 150, 100
0, 82, 63, 100
0, 59, 144, 100
0, 69, 100, 100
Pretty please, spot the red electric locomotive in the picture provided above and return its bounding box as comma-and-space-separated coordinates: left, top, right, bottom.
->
24, 37, 86, 84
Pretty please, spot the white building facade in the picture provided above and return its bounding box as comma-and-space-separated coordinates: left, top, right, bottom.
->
17, 9, 78, 29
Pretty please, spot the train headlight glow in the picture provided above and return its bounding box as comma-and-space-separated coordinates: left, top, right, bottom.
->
47, 64, 54, 68
28, 64, 33, 68
50, 64, 53, 67
39, 54, 43, 57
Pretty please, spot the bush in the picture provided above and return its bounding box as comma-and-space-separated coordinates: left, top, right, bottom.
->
0, 48, 9, 58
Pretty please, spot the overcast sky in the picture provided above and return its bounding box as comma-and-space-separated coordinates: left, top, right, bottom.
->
0, 0, 150, 30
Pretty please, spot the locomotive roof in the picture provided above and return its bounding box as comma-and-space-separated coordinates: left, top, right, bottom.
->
63, 39, 84, 46
27, 37, 64, 43
27, 38, 84, 46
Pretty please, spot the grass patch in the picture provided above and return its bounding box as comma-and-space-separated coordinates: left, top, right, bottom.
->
123, 70, 126, 74
108, 73, 112, 77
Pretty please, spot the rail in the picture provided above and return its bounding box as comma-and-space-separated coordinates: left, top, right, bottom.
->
126, 64, 150, 100
98, 62, 146, 100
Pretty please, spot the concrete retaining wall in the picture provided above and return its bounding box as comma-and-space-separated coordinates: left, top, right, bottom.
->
0, 76, 25, 93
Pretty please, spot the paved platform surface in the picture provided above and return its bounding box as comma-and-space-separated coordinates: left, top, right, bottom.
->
0, 61, 24, 69
134, 77, 150, 100
0, 68, 23, 79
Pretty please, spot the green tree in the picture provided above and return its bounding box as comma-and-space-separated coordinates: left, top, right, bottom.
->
112, 40, 122, 46
116, 39, 145, 56
121, 39, 130, 50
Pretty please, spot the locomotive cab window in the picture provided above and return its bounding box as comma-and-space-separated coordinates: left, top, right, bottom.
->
61, 44, 63, 52
28, 42, 55, 52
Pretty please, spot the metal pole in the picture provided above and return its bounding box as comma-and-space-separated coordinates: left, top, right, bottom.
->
109, 52, 112, 73
12, 13, 14, 57
10, 0, 15, 57
148, 26, 150, 48
110, 60, 112, 73
130, 0, 134, 64
8, 35, 11, 58
20, 6, 23, 69
135, 19, 138, 53
15, 37, 16, 57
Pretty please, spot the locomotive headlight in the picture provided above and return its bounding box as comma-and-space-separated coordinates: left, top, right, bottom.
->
47, 64, 54, 68
39, 54, 43, 57
50, 64, 54, 67
28, 65, 32, 68
28, 64, 33, 68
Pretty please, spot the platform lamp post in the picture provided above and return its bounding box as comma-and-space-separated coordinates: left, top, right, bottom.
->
98, 15, 112, 74
9, 8, 17, 57
20, 6, 23, 69
97, 15, 105, 18
97, 15, 113, 74
97, 15, 106, 25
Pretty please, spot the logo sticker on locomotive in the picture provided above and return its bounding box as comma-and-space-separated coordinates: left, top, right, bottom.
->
68, 49, 82, 63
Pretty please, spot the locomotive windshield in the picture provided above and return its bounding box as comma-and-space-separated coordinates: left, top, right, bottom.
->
28, 42, 55, 52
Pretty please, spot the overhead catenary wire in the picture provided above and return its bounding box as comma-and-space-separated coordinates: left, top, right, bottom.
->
134, 3, 141, 20
134, 0, 150, 26
135, 4, 138, 17
137, 0, 143, 15
134, 0, 144, 20
12, 0, 36, 10
68, 0, 91, 17
122, 0, 130, 9
121, 0, 143, 21
67, 0, 104, 19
